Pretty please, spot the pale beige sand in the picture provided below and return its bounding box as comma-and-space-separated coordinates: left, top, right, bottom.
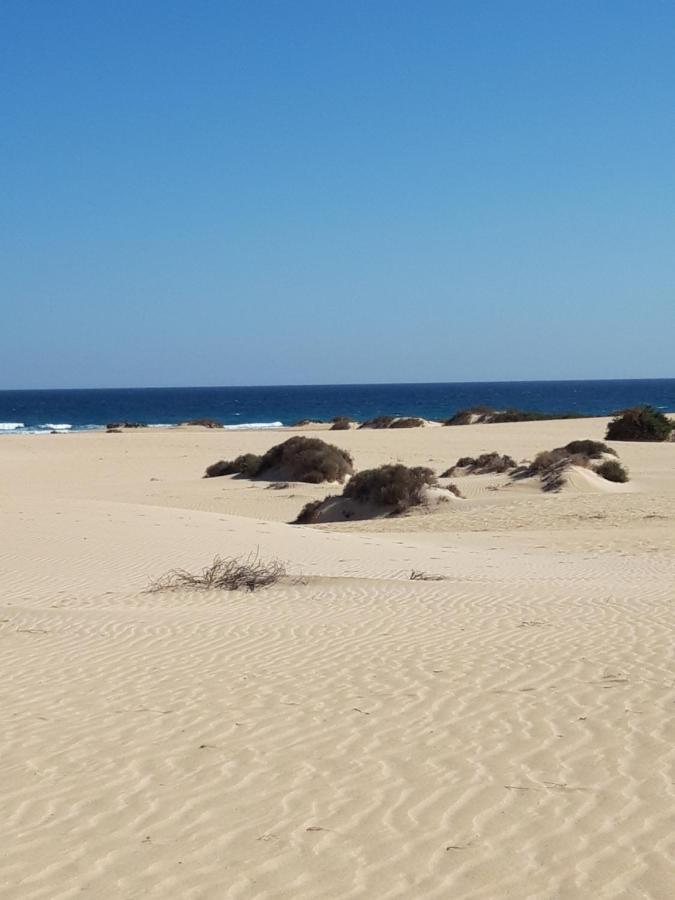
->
1, 418, 674, 899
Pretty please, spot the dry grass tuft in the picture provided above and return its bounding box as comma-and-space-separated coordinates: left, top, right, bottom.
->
410, 570, 448, 581
148, 552, 287, 593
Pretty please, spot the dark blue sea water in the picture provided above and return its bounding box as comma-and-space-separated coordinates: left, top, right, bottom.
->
1, 380, 674, 433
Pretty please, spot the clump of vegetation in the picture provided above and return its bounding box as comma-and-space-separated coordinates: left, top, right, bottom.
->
330, 416, 351, 430
205, 453, 262, 478
410, 570, 448, 581
444, 407, 588, 425
390, 417, 425, 428
148, 552, 287, 593
106, 421, 148, 429
358, 415, 396, 429
290, 418, 320, 427
293, 498, 331, 525
441, 452, 517, 477
595, 459, 629, 483
266, 481, 290, 490
445, 483, 464, 498
563, 439, 616, 458
204, 437, 353, 484
185, 418, 223, 428
606, 406, 674, 442
343, 464, 436, 513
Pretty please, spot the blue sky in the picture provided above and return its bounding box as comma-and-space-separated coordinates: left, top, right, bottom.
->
2, 1, 673, 388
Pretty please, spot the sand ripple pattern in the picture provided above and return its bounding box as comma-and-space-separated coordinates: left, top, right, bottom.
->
2, 574, 673, 899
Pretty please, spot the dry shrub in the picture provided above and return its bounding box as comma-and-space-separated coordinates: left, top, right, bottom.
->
390, 417, 425, 428
595, 459, 629, 483
330, 416, 351, 430
266, 481, 290, 490
443, 406, 494, 425
410, 570, 448, 581
446, 483, 464, 498
204, 454, 262, 478
359, 415, 396, 429
442, 452, 516, 476
343, 464, 436, 513
149, 552, 286, 593
205, 437, 353, 484
606, 406, 674, 442
293, 498, 330, 524
564, 439, 616, 458
185, 418, 223, 428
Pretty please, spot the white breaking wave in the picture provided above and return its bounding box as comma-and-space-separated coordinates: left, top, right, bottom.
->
223, 421, 283, 430
0, 422, 24, 430
41, 423, 72, 430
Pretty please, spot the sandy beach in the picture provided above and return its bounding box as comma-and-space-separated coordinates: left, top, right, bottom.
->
1, 417, 673, 899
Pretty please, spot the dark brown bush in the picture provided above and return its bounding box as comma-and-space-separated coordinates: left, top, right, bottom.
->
343, 464, 436, 513
148, 552, 286, 592
389, 417, 425, 428
106, 421, 148, 429
441, 452, 517, 477
204, 437, 353, 483
204, 454, 262, 478
563, 440, 616, 458
257, 436, 353, 483
446, 483, 464, 498
595, 459, 629, 483
185, 418, 223, 428
290, 418, 319, 427
605, 406, 674, 442
443, 406, 495, 426
330, 416, 351, 430
358, 415, 396, 429
293, 498, 328, 524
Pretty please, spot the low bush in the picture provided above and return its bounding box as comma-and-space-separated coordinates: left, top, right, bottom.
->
359, 415, 396, 429
148, 552, 287, 592
390, 417, 425, 428
442, 452, 516, 476
595, 459, 629, 483
330, 416, 351, 430
293, 498, 328, 524
605, 406, 674, 442
563, 439, 616, 458
446, 483, 464, 498
205, 437, 353, 484
185, 418, 223, 428
106, 421, 148, 429
290, 418, 318, 427
343, 464, 436, 513
443, 407, 588, 425
204, 453, 262, 478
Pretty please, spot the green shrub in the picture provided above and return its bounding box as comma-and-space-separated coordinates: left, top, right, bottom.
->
595, 459, 629, 483
343, 464, 436, 513
605, 406, 674, 442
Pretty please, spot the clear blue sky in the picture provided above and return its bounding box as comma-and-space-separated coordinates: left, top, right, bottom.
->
2, 1, 673, 389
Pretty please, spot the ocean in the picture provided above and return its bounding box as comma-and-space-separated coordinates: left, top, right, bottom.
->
1, 379, 674, 433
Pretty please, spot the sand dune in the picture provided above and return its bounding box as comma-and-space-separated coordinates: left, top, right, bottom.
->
1, 418, 673, 898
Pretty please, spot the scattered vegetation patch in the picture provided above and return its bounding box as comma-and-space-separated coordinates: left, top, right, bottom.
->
445, 483, 464, 498
563, 439, 616, 458
343, 464, 436, 514
330, 416, 351, 430
148, 552, 287, 593
595, 459, 629, 483
390, 417, 425, 428
184, 418, 223, 428
442, 452, 517, 476
605, 406, 674, 442
444, 407, 588, 425
266, 481, 290, 490
204, 453, 262, 478
293, 498, 334, 525
204, 437, 353, 484
106, 421, 148, 429
358, 415, 396, 429
410, 570, 448, 581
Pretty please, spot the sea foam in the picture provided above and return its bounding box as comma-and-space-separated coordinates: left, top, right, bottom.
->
0, 422, 24, 430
